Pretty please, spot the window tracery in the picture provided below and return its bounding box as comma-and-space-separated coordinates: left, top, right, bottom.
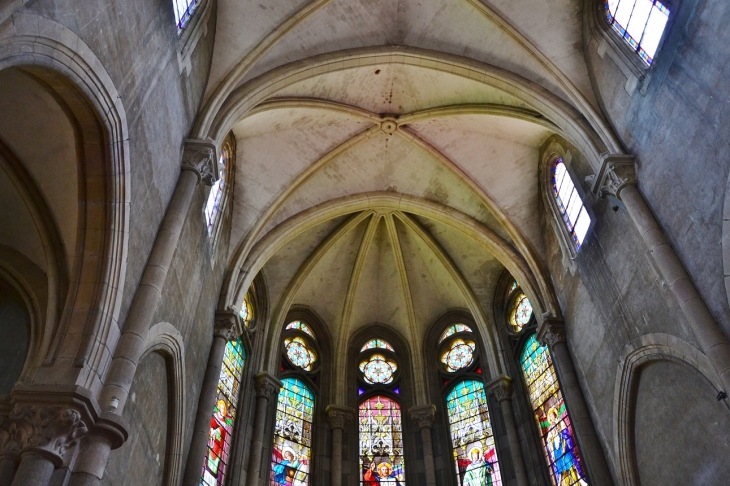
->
605, 0, 670, 65
286, 320, 315, 337
361, 338, 395, 352
508, 293, 533, 333
552, 158, 590, 250
438, 323, 472, 344
440, 339, 476, 373
205, 146, 228, 234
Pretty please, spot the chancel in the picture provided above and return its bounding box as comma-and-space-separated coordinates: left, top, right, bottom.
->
1, 0, 729, 485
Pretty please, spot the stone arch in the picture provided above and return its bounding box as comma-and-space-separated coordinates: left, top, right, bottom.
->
141, 322, 186, 486
612, 333, 724, 486
0, 12, 130, 391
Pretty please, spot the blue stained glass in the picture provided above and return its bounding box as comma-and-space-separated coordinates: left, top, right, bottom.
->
446, 380, 502, 486
521, 336, 588, 486
271, 377, 314, 486
604, 0, 670, 65
201, 339, 245, 486
173, 0, 199, 32
359, 396, 405, 485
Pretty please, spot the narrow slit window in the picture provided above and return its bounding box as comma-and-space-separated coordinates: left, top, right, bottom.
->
605, 0, 670, 65
552, 159, 590, 250
205, 148, 227, 234
173, 0, 200, 32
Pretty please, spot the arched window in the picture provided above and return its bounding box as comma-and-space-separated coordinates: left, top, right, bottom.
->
437, 322, 503, 485
520, 335, 588, 486
200, 338, 246, 486
357, 338, 405, 484
552, 158, 590, 250
173, 0, 200, 32
507, 284, 534, 334
270, 320, 319, 485
205, 146, 229, 234
239, 291, 254, 328
605, 0, 670, 65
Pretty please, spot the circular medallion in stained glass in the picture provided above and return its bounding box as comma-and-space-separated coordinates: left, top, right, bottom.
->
284, 336, 317, 370
440, 339, 476, 372
359, 354, 397, 384
509, 293, 533, 332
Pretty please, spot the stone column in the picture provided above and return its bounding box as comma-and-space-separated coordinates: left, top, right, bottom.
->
408, 405, 437, 486
246, 373, 281, 486
0, 406, 87, 486
591, 155, 730, 394
326, 405, 355, 486
487, 376, 528, 486
182, 312, 242, 486
70, 140, 219, 486
537, 319, 613, 485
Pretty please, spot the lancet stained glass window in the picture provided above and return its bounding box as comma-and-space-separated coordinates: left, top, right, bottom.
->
200, 339, 245, 486
439, 324, 473, 344
205, 149, 227, 233
359, 395, 405, 485
361, 338, 395, 352
606, 0, 670, 65
173, 0, 199, 32
285, 321, 315, 338
446, 380, 502, 486
440, 339, 476, 372
239, 292, 253, 328
508, 293, 533, 332
271, 377, 314, 486
553, 159, 590, 250
360, 354, 398, 385
521, 335, 588, 486
285, 336, 317, 371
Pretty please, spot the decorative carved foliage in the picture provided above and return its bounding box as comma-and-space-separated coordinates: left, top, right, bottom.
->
214, 311, 242, 341
0, 406, 87, 461
326, 405, 355, 430
181, 139, 218, 186
254, 373, 282, 400
487, 377, 513, 403
590, 155, 637, 200
537, 318, 567, 348
409, 404, 436, 429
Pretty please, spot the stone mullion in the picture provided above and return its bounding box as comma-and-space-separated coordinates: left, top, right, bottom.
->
487, 376, 529, 486
326, 405, 355, 486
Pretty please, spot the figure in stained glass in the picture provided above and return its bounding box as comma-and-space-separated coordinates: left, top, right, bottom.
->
439, 324, 473, 343
201, 339, 245, 486
446, 380, 501, 486
521, 336, 588, 486
359, 396, 405, 485
271, 377, 314, 486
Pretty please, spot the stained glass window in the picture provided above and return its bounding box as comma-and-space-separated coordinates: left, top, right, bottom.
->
205, 149, 227, 233
285, 337, 317, 371
201, 339, 245, 486
359, 396, 405, 485
361, 339, 395, 352
440, 339, 476, 372
606, 0, 670, 65
507, 281, 518, 295
239, 292, 253, 328
285, 321, 315, 338
446, 380, 502, 486
553, 159, 590, 250
438, 324, 473, 344
360, 354, 398, 385
508, 293, 533, 332
271, 377, 314, 486
173, 0, 200, 32
521, 335, 588, 486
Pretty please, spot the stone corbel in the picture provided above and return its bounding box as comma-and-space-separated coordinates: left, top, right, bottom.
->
181, 138, 218, 186
254, 373, 282, 401
587, 153, 637, 200
408, 404, 436, 430
537, 316, 567, 348
486, 376, 513, 403
214, 310, 243, 341
325, 405, 355, 430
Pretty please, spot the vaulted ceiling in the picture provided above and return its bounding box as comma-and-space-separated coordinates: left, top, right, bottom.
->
206, 0, 607, 373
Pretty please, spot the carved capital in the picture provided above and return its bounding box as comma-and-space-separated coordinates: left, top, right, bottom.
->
588, 154, 637, 200
408, 404, 436, 430
214, 311, 242, 341
325, 405, 355, 429
0, 406, 87, 464
254, 373, 282, 400
181, 139, 218, 186
537, 317, 567, 348
486, 376, 513, 403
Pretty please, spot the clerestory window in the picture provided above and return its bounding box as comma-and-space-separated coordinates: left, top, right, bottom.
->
552, 158, 591, 251
605, 0, 670, 65
173, 0, 200, 32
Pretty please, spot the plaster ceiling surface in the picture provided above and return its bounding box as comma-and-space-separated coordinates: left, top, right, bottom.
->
0, 68, 78, 277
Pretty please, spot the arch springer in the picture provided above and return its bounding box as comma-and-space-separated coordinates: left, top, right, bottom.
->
588, 154, 637, 200
537, 316, 567, 348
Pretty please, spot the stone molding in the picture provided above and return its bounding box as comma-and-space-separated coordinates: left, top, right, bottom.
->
254, 373, 282, 400
589, 154, 637, 200
0, 406, 87, 465
486, 376, 513, 403
325, 405, 356, 429
537, 317, 567, 348
408, 404, 436, 430
214, 311, 243, 341
181, 139, 218, 186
